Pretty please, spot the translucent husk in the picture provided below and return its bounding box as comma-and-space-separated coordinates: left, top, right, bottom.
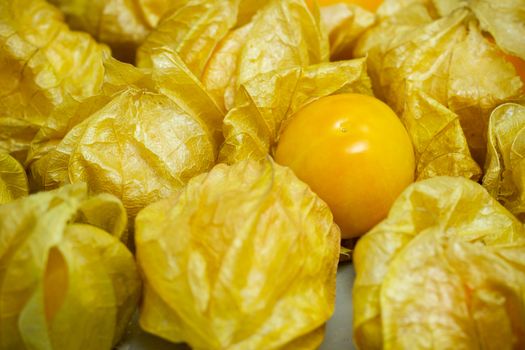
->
354, 0, 523, 175
136, 159, 340, 349
0, 153, 28, 204
0, 184, 141, 350
353, 176, 525, 350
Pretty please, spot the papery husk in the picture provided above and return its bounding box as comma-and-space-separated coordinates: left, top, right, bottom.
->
49, 0, 181, 62
219, 58, 373, 164
136, 159, 340, 350
233, 0, 328, 83
402, 90, 481, 180
0, 184, 140, 350
429, 0, 525, 60
470, 0, 525, 60
201, 22, 254, 111
136, 0, 240, 77
353, 176, 525, 350
138, 0, 329, 111
0, 153, 28, 204
320, 3, 376, 60
483, 103, 525, 221
355, 2, 523, 170
28, 87, 216, 226
0, 0, 110, 162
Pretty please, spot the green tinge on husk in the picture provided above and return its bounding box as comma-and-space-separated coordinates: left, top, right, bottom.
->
0, 153, 28, 204
0, 184, 140, 350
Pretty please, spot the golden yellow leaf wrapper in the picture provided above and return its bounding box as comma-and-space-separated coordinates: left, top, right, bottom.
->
48, 0, 179, 62
92, 56, 224, 150
26, 55, 224, 164
135, 159, 340, 350
320, 3, 376, 61
198, 0, 326, 111
23, 65, 124, 189
0, 184, 140, 350
355, 4, 523, 167
402, 90, 481, 180
138, 0, 329, 110
0, 153, 28, 204
439, 0, 525, 60
353, 176, 525, 350
25, 55, 222, 226
137, 0, 240, 78
28, 87, 216, 227
201, 23, 254, 111
0, 0, 110, 162
219, 58, 373, 164
237, 0, 271, 25
233, 0, 328, 82
483, 103, 525, 220
147, 58, 225, 148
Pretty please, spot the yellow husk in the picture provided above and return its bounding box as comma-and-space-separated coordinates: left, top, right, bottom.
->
0, 0, 110, 162
483, 102, 525, 221
49, 0, 180, 61
0, 153, 28, 204
219, 59, 373, 164
353, 176, 525, 350
28, 85, 217, 226
355, 0, 523, 174
136, 159, 340, 349
0, 184, 140, 350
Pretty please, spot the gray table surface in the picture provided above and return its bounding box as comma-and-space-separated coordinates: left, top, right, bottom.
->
119, 262, 356, 350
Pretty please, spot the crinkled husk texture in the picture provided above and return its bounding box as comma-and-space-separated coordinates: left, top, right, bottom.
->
483, 103, 525, 221
320, 3, 376, 61
26, 55, 224, 174
48, 0, 182, 62
135, 159, 340, 350
140, 50, 226, 148
27, 86, 217, 227
429, 0, 525, 60
236, 0, 272, 25
353, 176, 525, 350
137, 0, 373, 165
0, 0, 111, 162
355, 1, 524, 177
0, 153, 28, 204
135, 0, 273, 72
402, 90, 481, 180
0, 184, 141, 350
470, 0, 525, 60
219, 59, 373, 164
137, 0, 329, 111
137, 0, 242, 80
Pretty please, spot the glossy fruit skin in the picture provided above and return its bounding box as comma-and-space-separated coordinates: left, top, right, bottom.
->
275, 93, 415, 238
309, 0, 383, 12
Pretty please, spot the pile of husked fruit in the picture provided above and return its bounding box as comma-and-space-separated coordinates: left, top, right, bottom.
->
1, 0, 524, 349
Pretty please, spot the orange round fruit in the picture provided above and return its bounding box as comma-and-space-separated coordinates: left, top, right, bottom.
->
275, 94, 415, 238
308, 0, 383, 12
